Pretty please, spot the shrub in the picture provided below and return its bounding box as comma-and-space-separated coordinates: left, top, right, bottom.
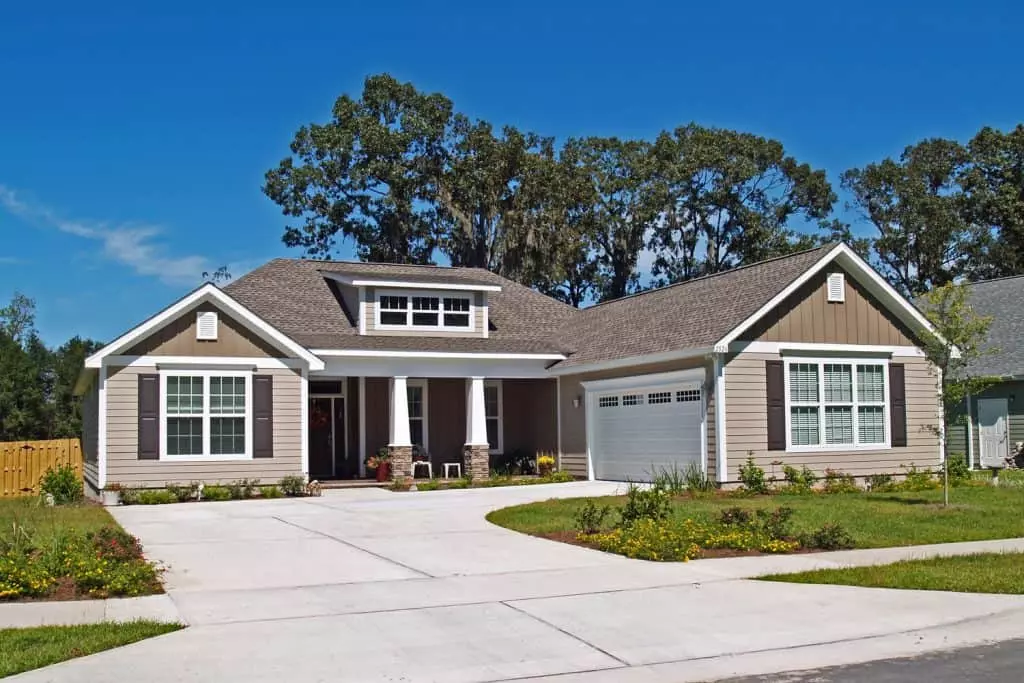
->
88, 526, 144, 562
201, 486, 232, 501
683, 462, 717, 494
618, 484, 671, 526
866, 473, 896, 492
133, 489, 177, 505
544, 471, 575, 483
389, 479, 412, 492
822, 469, 860, 494
738, 456, 770, 495
118, 488, 140, 505
718, 507, 753, 528
259, 485, 283, 499
416, 479, 441, 491
947, 453, 971, 486
39, 464, 83, 505
165, 482, 199, 503
0, 549, 55, 598
279, 475, 307, 497
225, 479, 259, 500
651, 463, 687, 495
900, 464, 940, 491
447, 478, 470, 489
800, 523, 856, 550
574, 500, 612, 535
718, 506, 793, 541
780, 464, 816, 495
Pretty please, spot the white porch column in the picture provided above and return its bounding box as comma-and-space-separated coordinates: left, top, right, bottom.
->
389, 376, 412, 447
465, 376, 489, 446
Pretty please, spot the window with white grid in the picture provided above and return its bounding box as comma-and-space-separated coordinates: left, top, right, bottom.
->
162, 372, 251, 460
786, 359, 888, 450
376, 291, 474, 331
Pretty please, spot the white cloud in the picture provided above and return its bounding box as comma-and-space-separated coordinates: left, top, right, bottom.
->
0, 185, 230, 287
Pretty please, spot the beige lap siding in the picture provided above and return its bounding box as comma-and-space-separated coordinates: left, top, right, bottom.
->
558, 357, 716, 480
724, 352, 941, 481
104, 365, 303, 489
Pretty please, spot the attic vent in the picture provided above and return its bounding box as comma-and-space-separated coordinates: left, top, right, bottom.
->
196, 311, 218, 340
827, 273, 845, 303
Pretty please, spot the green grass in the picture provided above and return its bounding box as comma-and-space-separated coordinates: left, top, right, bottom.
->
972, 469, 1024, 486
762, 552, 1024, 594
0, 498, 115, 538
0, 621, 182, 677
486, 485, 1024, 548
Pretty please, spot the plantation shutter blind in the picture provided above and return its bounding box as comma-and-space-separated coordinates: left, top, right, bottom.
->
253, 375, 274, 458
766, 360, 786, 450
889, 364, 907, 447
138, 374, 160, 460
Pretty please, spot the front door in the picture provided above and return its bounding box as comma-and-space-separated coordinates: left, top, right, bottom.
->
309, 397, 349, 479
978, 398, 1010, 468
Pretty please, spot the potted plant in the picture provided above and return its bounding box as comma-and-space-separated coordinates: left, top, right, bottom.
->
101, 483, 123, 506
366, 448, 392, 482
537, 453, 555, 477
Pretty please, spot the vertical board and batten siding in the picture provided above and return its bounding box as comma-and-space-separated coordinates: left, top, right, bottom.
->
104, 365, 303, 488
558, 357, 716, 480
725, 352, 940, 480
361, 287, 488, 338
743, 266, 917, 346
1, 439, 83, 497
125, 303, 279, 357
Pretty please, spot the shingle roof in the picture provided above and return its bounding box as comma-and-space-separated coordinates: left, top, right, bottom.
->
947, 275, 1024, 377
224, 259, 579, 354
551, 245, 832, 368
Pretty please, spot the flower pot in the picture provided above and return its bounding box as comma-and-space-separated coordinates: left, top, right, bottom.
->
538, 464, 553, 477
375, 462, 392, 482
100, 490, 121, 507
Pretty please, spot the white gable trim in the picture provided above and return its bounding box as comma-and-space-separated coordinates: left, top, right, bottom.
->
712, 243, 947, 354
84, 284, 325, 371
323, 272, 501, 292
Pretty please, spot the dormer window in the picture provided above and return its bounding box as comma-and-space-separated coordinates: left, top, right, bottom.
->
376, 291, 474, 331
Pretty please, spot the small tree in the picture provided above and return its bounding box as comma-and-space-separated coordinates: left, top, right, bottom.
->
919, 283, 999, 503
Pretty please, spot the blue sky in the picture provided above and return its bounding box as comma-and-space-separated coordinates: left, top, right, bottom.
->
1, 0, 1020, 345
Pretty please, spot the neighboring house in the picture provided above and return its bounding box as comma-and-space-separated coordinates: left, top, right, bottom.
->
75, 243, 946, 493
942, 275, 1024, 469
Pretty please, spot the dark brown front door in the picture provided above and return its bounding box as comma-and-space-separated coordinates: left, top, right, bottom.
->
309, 396, 351, 479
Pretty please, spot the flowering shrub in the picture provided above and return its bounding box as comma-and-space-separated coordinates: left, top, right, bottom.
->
618, 484, 671, 526
822, 469, 861, 494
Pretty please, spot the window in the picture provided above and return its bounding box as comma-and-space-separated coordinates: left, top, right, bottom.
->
785, 359, 888, 450
648, 391, 672, 405
376, 291, 474, 331
485, 380, 503, 453
622, 394, 644, 406
676, 389, 701, 403
162, 373, 251, 460
598, 396, 619, 408
407, 381, 427, 449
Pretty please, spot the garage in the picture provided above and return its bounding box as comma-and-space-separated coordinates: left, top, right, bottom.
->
584, 370, 706, 482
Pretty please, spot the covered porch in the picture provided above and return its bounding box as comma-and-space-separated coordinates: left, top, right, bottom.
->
307, 374, 558, 482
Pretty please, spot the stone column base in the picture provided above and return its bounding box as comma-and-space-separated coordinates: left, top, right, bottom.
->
463, 444, 490, 481
389, 445, 413, 480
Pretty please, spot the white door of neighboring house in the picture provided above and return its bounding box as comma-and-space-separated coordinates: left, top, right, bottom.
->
977, 398, 1010, 468
588, 379, 704, 482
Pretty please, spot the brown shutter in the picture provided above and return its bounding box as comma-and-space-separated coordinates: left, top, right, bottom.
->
253, 375, 273, 458
138, 374, 160, 460
766, 360, 786, 450
889, 363, 907, 447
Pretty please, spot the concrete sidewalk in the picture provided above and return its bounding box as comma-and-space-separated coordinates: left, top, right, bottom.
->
8, 483, 1024, 682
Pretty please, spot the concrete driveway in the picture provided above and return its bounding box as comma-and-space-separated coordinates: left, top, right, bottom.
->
13, 482, 1024, 682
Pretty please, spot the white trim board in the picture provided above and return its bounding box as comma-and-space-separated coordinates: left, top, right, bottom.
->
322, 272, 502, 292
730, 342, 926, 357
713, 354, 728, 484
101, 356, 308, 370
84, 284, 324, 371
712, 243, 951, 355
547, 348, 712, 376
310, 349, 565, 360
580, 367, 707, 393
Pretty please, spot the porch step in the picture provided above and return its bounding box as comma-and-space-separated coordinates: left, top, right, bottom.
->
314, 479, 391, 490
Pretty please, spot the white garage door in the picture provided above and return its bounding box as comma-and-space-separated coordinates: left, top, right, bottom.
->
589, 381, 704, 482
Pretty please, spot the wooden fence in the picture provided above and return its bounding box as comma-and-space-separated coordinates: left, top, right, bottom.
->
0, 439, 83, 497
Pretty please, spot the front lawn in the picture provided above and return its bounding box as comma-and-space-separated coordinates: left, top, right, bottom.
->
0, 621, 182, 677
762, 552, 1024, 594
487, 486, 1024, 554
0, 498, 162, 601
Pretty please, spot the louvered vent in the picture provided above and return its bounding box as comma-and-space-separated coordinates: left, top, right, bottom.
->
826, 273, 845, 303
196, 311, 219, 340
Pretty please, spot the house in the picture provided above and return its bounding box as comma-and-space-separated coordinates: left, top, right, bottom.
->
943, 275, 1024, 469
75, 243, 946, 493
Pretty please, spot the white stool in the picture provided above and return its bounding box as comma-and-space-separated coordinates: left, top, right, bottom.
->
412, 461, 433, 479
443, 462, 462, 479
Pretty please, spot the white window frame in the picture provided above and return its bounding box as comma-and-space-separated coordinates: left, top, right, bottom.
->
374, 289, 475, 332
406, 378, 429, 451
783, 357, 890, 452
159, 370, 253, 461
485, 379, 503, 454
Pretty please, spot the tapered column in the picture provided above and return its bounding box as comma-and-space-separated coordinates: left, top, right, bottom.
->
464, 377, 490, 480
389, 376, 412, 479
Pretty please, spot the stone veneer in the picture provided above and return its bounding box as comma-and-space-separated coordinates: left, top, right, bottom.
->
463, 444, 490, 480
389, 445, 413, 480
